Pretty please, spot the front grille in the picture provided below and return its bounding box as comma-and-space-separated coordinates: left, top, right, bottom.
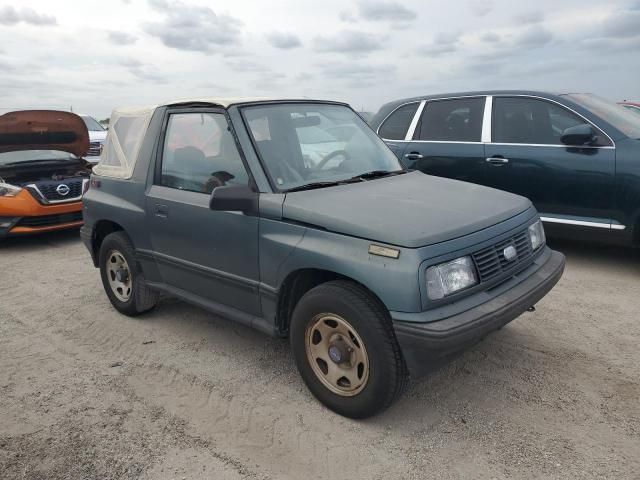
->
472, 229, 534, 283
17, 211, 83, 228
30, 178, 84, 202
88, 141, 103, 156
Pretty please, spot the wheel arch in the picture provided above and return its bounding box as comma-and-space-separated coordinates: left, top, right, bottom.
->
90, 219, 126, 266
275, 268, 389, 336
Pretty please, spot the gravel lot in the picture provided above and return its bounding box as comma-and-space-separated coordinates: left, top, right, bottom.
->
1, 230, 638, 479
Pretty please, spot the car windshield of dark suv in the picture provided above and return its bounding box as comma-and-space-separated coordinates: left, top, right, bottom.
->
566, 93, 640, 140
0, 150, 76, 165
242, 103, 403, 191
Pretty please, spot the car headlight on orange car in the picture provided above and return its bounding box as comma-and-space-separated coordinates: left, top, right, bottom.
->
0, 182, 21, 197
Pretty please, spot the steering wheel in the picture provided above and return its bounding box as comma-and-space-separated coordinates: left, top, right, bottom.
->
316, 150, 351, 170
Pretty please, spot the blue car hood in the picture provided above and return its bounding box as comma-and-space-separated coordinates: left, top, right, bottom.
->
282, 171, 533, 248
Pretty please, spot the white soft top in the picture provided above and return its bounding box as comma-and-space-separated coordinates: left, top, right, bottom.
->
93, 97, 274, 179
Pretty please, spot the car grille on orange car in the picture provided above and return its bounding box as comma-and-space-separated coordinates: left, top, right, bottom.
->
16, 211, 83, 228
28, 178, 85, 203
472, 229, 535, 283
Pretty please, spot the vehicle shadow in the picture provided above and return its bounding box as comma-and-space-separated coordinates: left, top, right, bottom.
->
0, 228, 82, 251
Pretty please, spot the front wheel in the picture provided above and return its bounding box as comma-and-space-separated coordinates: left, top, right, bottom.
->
290, 280, 407, 418
99, 231, 158, 316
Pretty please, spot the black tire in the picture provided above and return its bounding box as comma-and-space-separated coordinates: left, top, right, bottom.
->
290, 280, 408, 419
99, 231, 158, 316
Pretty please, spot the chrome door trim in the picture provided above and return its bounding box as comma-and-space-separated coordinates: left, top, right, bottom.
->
540, 216, 626, 230
481, 95, 492, 143
405, 100, 426, 141
488, 142, 614, 149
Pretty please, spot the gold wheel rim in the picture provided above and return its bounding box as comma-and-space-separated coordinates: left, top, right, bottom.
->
106, 250, 132, 302
304, 313, 369, 397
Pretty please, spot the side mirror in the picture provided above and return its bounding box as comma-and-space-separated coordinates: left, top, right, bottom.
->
209, 184, 258, 214
560, 124, 596, 146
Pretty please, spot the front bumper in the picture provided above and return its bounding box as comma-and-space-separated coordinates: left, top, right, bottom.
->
0, 190, 83, 239
392, 248, 565, 375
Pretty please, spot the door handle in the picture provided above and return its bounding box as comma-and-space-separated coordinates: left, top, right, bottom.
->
486, 157, 509, 165
154, 204, 169, 217
404, 152, 424, 160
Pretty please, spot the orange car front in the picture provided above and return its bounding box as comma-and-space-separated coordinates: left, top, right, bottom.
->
0, 180, 86, 238
0, 110, 92, 239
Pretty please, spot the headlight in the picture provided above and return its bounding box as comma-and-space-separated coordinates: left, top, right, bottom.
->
0, 182, 21, 197
528, 219, 546, 250
426, 256, 478, 300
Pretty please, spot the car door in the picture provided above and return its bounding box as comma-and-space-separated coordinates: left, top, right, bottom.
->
399, 96, 488, 186
145, 108, 261, 315
484, 96, 615, 226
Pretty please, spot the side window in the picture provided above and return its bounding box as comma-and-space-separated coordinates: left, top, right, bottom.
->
492, 97, 610, 146
378, 102, 419, 140
160, 112, 249, 194
417, 97, 485, 142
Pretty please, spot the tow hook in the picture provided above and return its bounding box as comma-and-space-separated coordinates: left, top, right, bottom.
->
527, 306, 536, 312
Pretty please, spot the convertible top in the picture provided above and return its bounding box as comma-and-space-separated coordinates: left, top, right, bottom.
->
93, 97, 275, 179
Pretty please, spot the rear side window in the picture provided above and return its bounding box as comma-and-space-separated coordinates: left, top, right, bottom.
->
417, 97, 485, 142
492, 97, 611, 146
378, 102, 419, 140
160, 112, 249, 194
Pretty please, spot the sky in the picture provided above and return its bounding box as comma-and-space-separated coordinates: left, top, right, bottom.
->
0, 0, 639, 119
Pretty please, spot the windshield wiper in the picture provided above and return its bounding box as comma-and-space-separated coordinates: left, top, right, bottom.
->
285, 177, 362, 193
349, 169, 408, 181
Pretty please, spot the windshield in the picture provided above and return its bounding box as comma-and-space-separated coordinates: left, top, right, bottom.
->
242, 103, 402, 191
566, 94, 640, 139
0, 150, 75, 165
82, 115, 105, 131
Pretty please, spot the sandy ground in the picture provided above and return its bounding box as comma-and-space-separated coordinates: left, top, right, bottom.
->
0, 229, 638, 479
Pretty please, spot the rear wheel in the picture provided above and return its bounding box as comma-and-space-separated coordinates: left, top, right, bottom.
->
99, 232, 158, 316
290, 280, 407, 418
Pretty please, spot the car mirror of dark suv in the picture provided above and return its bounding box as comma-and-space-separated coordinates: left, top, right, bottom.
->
560, 124, 596, 146
209, 184, 259, 214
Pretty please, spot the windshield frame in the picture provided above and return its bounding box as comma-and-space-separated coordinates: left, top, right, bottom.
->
238, 100, 403, 193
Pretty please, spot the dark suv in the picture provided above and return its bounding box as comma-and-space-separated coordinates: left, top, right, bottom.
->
371, 91, 640, 246
81, 98, 564, 418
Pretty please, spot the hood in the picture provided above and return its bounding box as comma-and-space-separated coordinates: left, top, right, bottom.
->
282, 171, 532, 248
0, 110, 89, 157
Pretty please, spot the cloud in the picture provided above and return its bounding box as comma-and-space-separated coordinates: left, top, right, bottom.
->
225, 60, 270, 73
481, 32, 501, 43
515, 25, 553, 46
266, 32, 302, 49
108, 31, 138, 45
0, 6, 56, 26
314, 31, 383, 55
319, 62, 396, 87
418, 32, 461, 56
119, 58, 167, 83
145, 0, 242, 53
339, 11, 357, 23
600, 10, 640, 39
469, 0, 493, 17
514, 11, 544, 24
417, 43, 457, 56
356, 1, 417, 22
